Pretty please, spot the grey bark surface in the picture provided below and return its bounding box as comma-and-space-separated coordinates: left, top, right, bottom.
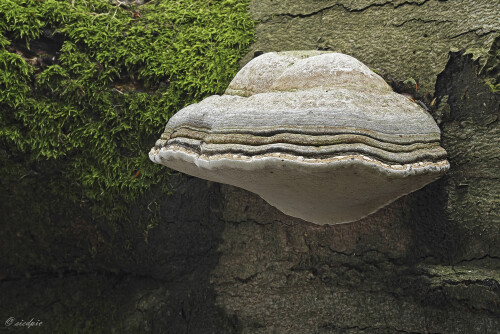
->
1, 1, 499, 333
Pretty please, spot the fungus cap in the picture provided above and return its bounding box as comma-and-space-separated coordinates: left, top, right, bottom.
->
150, 51, 450, 225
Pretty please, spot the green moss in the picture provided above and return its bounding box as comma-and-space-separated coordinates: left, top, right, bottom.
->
0, 0, 254, 270
481, 36, 500, 93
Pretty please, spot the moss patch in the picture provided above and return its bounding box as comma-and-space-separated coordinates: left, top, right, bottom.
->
0, 0, 254, 273
482, 36, 500, 93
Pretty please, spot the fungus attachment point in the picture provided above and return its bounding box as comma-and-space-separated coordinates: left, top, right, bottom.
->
150, 51, 450, 225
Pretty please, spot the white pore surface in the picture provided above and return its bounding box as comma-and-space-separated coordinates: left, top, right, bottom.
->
150, 147, 448, 225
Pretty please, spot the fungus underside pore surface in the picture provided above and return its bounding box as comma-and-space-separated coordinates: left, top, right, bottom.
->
0, 0, 254, 273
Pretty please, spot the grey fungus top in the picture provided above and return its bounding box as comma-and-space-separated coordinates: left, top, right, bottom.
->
150, 51, 449, 225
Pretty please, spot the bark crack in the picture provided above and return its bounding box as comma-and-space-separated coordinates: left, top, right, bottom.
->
391, 18, 453, 27
258, 0, 432, 23
442, 278, 500, 291
449, 28, 499, 39
319, 323, 428, 333
234, 272, 260, 284
455, 254, 500, 264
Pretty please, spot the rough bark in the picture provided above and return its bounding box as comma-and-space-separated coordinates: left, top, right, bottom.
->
1, 1, 499, 333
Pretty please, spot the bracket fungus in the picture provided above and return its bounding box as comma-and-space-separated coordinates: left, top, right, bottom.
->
149, 51, 450, 225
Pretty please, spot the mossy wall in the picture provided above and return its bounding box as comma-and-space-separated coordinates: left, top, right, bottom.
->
0, 0, 253, 275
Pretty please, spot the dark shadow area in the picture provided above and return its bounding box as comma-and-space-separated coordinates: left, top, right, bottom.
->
141, 175, 240, 333
0, 174, 240, 333
435, 50, 500, 123
399, 49, 500, 318
405, 48, 500, 264
404, 177, 462, 264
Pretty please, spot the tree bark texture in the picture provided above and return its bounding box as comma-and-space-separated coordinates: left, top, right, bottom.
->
1, 1, 499, 333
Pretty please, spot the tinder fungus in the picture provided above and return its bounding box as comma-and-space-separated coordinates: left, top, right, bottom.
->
150, 51, 449, 225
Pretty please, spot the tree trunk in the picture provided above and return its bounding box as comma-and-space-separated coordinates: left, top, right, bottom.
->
1, 1, 499, 333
